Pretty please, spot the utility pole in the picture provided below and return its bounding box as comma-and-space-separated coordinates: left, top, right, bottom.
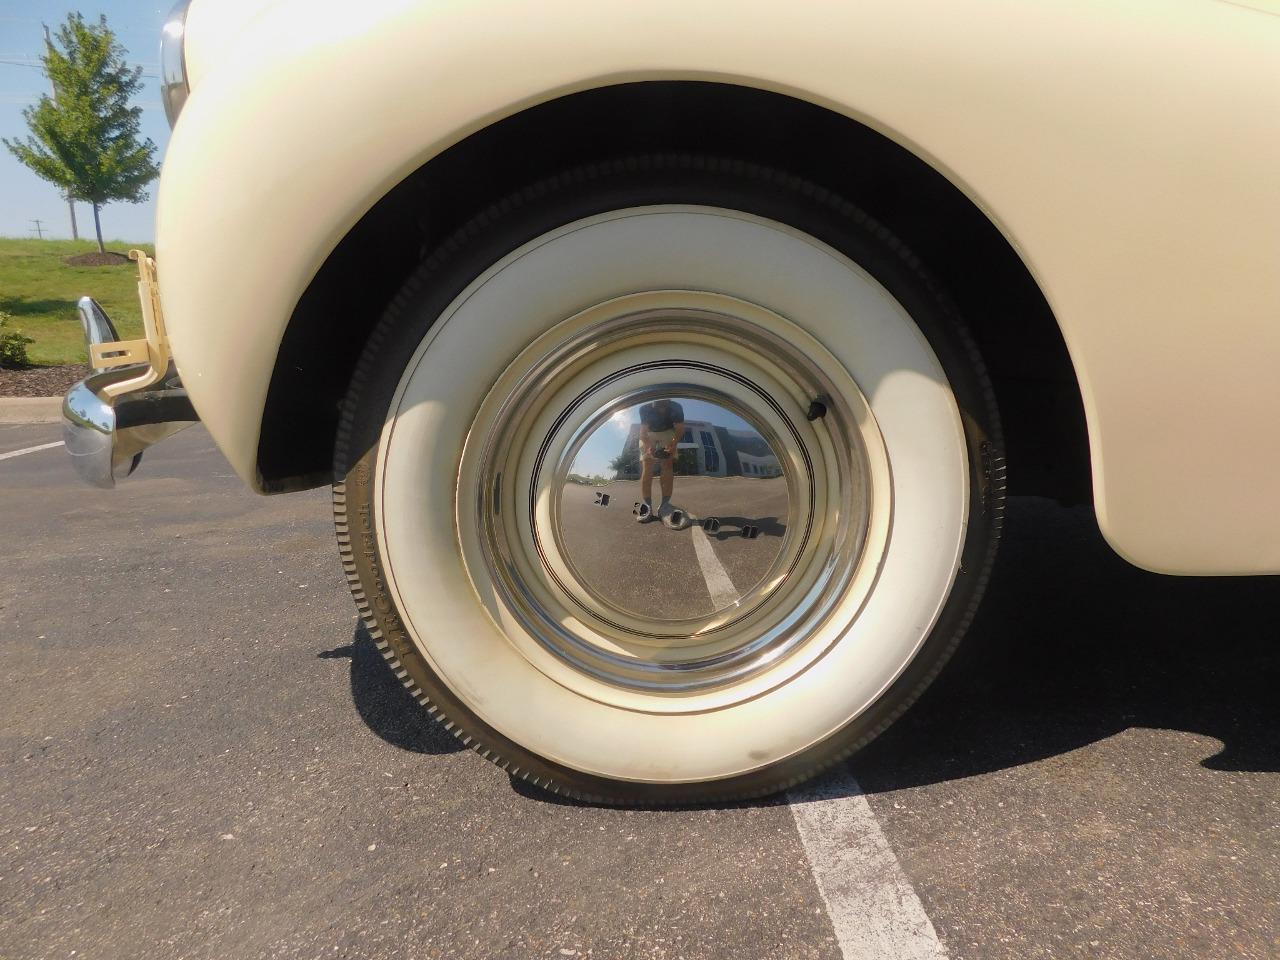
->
30, 219, 45, 239
42, 23, 79, 241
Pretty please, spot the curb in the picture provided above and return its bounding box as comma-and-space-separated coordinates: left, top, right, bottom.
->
0, 396, 62, 425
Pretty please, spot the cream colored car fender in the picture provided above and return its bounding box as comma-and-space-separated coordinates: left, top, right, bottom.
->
156, 0, 1280, 575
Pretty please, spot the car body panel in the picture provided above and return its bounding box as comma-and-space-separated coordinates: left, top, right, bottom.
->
156, 0, 1280, 574
180, 0, 277, 88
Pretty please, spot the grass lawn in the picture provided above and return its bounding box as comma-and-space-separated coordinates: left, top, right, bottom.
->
0, 237, 155, 366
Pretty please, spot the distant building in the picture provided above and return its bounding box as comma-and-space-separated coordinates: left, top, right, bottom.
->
615, 420, 780, 479
737, 451, 783, 478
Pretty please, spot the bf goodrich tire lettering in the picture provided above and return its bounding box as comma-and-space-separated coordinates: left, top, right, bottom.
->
334, 156, 1004, 804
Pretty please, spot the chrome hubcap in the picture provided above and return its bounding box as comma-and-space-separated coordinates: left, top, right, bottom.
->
460, 293, 885, 697
556, 391, 792, 625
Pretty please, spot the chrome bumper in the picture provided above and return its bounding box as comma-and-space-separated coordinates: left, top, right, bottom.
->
63, 361, 197, 488
62, 258, 197, 488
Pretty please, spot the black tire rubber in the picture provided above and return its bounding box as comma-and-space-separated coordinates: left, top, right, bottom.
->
333, 155, 1005, 805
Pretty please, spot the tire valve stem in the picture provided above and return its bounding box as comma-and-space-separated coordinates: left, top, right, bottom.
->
806, 397, 829, 421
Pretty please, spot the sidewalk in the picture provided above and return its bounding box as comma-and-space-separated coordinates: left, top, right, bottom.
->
0, 396, 62, 424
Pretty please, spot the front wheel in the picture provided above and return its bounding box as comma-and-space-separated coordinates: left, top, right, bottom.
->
334, 156, 1003, 804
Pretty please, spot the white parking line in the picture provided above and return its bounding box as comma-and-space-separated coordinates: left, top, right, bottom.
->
689, 505, 941, 957
691, 522, 740, 608
788, 767, 947, 960
0, 440, 63, 462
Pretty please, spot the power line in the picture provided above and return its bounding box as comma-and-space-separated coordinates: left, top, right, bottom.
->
29, 219, 45, 239
1, 54, 160, 66
0, 60, 161, 80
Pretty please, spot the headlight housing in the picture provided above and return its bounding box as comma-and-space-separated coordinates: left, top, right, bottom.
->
160, 0, 192, 128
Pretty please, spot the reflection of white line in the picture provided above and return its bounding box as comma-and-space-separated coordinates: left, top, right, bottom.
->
788, 768, 947, 960
0, 441, 63, 462
691, 523, 740, 608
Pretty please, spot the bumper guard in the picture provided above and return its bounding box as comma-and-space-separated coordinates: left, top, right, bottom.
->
62, 252, 198, 488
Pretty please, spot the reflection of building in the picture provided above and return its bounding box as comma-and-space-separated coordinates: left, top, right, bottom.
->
724, 428, 781, 477
615, 421, 781, 479
737, 451, 783, 477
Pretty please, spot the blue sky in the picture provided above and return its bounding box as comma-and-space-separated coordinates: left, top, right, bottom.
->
1, 1, 170, 242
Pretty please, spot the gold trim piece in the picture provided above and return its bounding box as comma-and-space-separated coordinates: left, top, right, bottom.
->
89, 338, 150, 369
97, 251, 173, 400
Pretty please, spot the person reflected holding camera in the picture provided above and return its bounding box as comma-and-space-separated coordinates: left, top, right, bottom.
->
636, 399, 685, 523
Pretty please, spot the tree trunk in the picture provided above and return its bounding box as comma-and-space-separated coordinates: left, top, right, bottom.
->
91, 203, 104, 254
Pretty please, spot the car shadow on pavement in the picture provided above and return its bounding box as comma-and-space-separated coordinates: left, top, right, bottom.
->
327, 497, 1279, 803
505, 775, 790, 810
706, 515, 787, 540
319, 629, 465, 755
852, 496, 1280, 794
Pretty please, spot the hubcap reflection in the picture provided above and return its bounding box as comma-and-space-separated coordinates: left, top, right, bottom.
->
556, 396, 791, 623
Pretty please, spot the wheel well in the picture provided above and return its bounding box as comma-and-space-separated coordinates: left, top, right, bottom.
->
259, 81, 1089, 502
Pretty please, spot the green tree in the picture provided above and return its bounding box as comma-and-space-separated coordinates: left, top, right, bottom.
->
609, 445, 640, 478
4, 14, 158, 253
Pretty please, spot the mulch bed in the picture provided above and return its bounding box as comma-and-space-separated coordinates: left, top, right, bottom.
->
63, 251, 132, 267
0, 363, 89, 398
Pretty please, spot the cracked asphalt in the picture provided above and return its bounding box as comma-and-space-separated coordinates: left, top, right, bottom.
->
1, 422, 1277, 959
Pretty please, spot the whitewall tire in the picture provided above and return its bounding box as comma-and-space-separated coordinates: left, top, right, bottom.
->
334, 157, 1004, 803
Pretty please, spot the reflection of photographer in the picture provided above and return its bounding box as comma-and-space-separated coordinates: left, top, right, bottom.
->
637, 399, 685, 523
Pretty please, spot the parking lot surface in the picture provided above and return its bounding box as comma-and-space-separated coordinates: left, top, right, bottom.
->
558, 475, 789, 618
2, 423, 1277, 959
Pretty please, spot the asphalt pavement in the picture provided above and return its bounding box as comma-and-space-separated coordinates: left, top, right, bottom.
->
2, 422, 1277, 960
558, 475, 789, 620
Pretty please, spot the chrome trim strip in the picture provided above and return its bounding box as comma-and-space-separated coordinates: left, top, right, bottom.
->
76, 296, 124, 374
160, 0, 192, 128
76, 296, 120, 357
